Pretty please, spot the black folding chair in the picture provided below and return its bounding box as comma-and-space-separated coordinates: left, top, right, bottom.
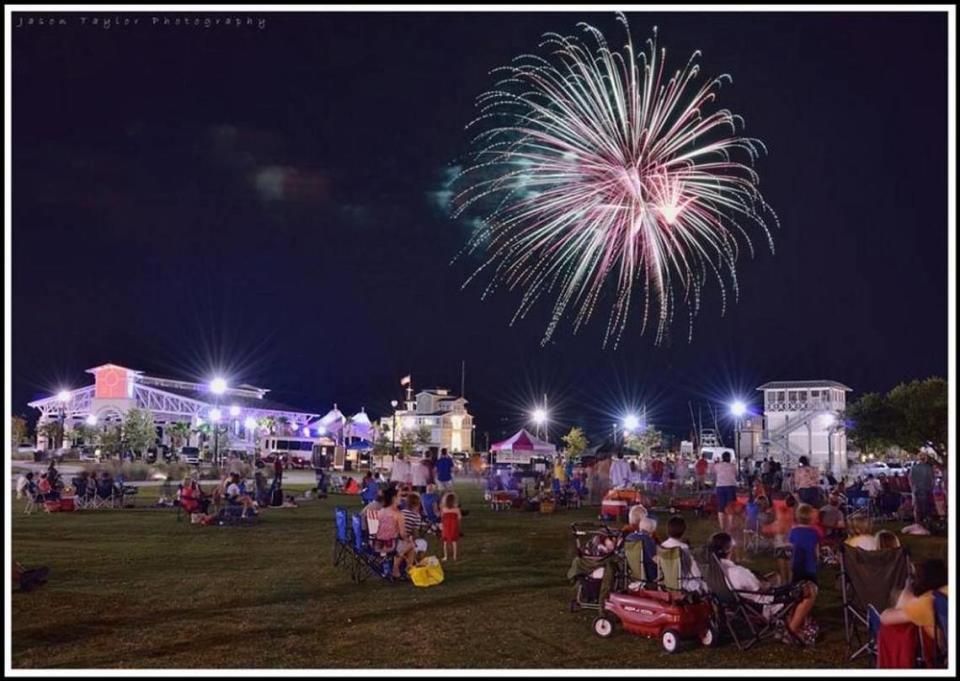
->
839, 542, 911, 664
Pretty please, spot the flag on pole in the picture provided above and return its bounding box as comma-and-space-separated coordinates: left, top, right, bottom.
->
400, 375, 411, 386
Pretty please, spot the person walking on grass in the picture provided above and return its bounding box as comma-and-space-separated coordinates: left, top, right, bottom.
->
441, 492, 462, 562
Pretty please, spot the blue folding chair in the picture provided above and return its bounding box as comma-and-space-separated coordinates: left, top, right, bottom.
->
333, 507, 352, 568
350, 513, 396, 583
933, 590, 948, 667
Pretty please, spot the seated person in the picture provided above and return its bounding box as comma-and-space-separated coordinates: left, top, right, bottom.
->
37, 473, 59, 501
623, 517, 659, 584
621, 503, 649, 534
875, 529, 901, 550
421, 484, 441, 530
659, 515, 707, 592
344, 476, 360, 495
223, 473, 256, 517
179, 477, 210, 514
709, 532, 818, 646
876, 558, 948, 668
818, 495, 846, 538
845, 513, 878, 551
360, 472, 380, 505
361, 491, 385, 534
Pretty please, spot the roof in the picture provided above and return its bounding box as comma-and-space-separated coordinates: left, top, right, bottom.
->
756, 380, 852, 391
146, 384, 317, 415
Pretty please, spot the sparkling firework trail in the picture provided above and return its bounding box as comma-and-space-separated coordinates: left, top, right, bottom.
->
452, 14, 777, 347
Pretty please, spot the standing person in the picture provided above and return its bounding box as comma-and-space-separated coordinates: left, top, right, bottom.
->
908, 451, 935, 526
694, 454, 709, 492
411, 455, 429, 494
441, 492, 462, 562
609, 451, 630, 489
390, 452, 409, 487
313, 448, 329, 499
864, 474, 883, 514
273, 454, 284, 487
794, 456, 822, 507
436, 450, 455, 492
712, 452, 739, 532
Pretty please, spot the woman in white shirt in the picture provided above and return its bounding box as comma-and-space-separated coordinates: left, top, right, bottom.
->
411, 455, 429, 492
711, 452, 739, 532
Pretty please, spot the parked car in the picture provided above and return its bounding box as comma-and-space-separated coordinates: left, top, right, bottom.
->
856, 461, 891, 478
78, 446, 99, 462
884, 461, 908, 476
180, 446, 201, 465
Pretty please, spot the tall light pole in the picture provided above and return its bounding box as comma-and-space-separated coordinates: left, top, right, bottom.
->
824, 413, 836, 477
390, 399, 399, 458
730, 400, 747, 480
531, 407, 548, 441
56, 389, 71, 451
209, 377, 227, 466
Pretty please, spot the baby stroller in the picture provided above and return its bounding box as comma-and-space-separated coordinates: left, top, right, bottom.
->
567, 522, 623, 613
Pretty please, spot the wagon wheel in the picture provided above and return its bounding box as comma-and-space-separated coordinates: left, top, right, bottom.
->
592, 616, 614, 638
700, 625, 719, 647
661, 628, 680, 653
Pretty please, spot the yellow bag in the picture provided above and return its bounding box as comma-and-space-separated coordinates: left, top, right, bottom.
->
408, 556, 444, 587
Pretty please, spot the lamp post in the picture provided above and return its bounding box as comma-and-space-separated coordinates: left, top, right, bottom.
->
532, 407, 548, 441
390, 399, 399, 457
730, 400, 747, 481
56, 389, 71, 451
209, 377, 227, 466
824, 414, 836, 477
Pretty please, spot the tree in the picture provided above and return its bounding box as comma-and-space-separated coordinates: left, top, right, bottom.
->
123, 408, 156, 458
887, 377, 948, 465
415, 425, 433, 451
562, 427, 588, 458
38, 421, 63, 450
400, 431, 415, 457
11, 415, 28, 449
167, 421, 192, 453
624, 427, 663, 457
845, 392, 897, 457
71, 423, 101, 448
373, 432, 392, 469
258, 416, 277, 435
99, 426, 123, 458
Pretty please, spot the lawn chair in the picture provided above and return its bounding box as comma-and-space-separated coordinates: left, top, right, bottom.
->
702, 552, 806, 650
622, 532, 657, 590
932, 591, 948, 668
350, 512, 396, 583
839, 543, 911, 663
333, 507, 353, 569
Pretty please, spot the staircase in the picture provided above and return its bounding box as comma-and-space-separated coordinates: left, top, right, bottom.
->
761, 407, 833, 468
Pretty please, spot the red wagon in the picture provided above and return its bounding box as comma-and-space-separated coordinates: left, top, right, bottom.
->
592, 588, 716, 653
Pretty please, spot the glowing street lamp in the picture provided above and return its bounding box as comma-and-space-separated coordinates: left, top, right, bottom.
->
623, 414, 640, 432
55, 389, 71, 450
229, 405, 241, 417
729, 400, 748, 478
209, 377, 228, 396
86, 415, 98, 426
531, 407, 548, 441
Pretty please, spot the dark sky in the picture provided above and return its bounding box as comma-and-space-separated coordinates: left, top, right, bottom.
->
12, 11, 949, 445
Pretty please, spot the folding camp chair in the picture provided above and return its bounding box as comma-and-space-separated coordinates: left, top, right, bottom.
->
622, 533, 657, 590
839, 543, 912, 663
932, 591, 948, 668
350, 513, 396, 583
702, 553, 806, 650
333, 507, 353, 569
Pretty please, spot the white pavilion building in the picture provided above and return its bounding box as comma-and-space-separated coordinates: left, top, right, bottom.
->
757, 380, 851, 475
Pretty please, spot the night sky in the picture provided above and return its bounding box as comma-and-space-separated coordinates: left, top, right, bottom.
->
12, 11, 949, 446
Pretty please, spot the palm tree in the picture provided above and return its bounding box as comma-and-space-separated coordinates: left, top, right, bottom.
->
167, 422, 192, 454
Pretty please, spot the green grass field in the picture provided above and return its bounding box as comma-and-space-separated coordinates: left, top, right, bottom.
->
11, 483, 948, 669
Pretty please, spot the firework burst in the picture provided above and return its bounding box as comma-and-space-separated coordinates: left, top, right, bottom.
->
452, 14, 777, 347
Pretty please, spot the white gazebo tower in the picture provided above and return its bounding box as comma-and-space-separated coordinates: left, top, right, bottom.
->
757, 380, 851, 475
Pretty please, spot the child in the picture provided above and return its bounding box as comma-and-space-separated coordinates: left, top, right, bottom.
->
845, 513, 878, 551
875, 529, 901, 550
441, 492, 462, 562
788, 504, 822, 586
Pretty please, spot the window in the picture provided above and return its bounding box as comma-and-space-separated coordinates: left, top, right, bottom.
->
277, 440, 289, 450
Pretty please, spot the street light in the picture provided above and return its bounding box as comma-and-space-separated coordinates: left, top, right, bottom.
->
730, 400, 748, 479
86, 414, 98, 426
824, 413, 837, 475
531, 407, 548, 440
208, 378, 227, 465
56, 389, 71, 450
390, 399, 399, 460
623, 414, 640, 432
210, 407, 222, 466
229, 405, 241, 417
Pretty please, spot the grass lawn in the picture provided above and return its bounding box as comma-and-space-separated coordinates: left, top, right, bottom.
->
11, 483, 948, 669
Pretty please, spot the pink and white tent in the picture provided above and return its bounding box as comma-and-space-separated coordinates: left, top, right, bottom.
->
490, 429, 557, 456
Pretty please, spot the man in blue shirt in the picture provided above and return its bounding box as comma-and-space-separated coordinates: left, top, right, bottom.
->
436, 451, 455, 491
